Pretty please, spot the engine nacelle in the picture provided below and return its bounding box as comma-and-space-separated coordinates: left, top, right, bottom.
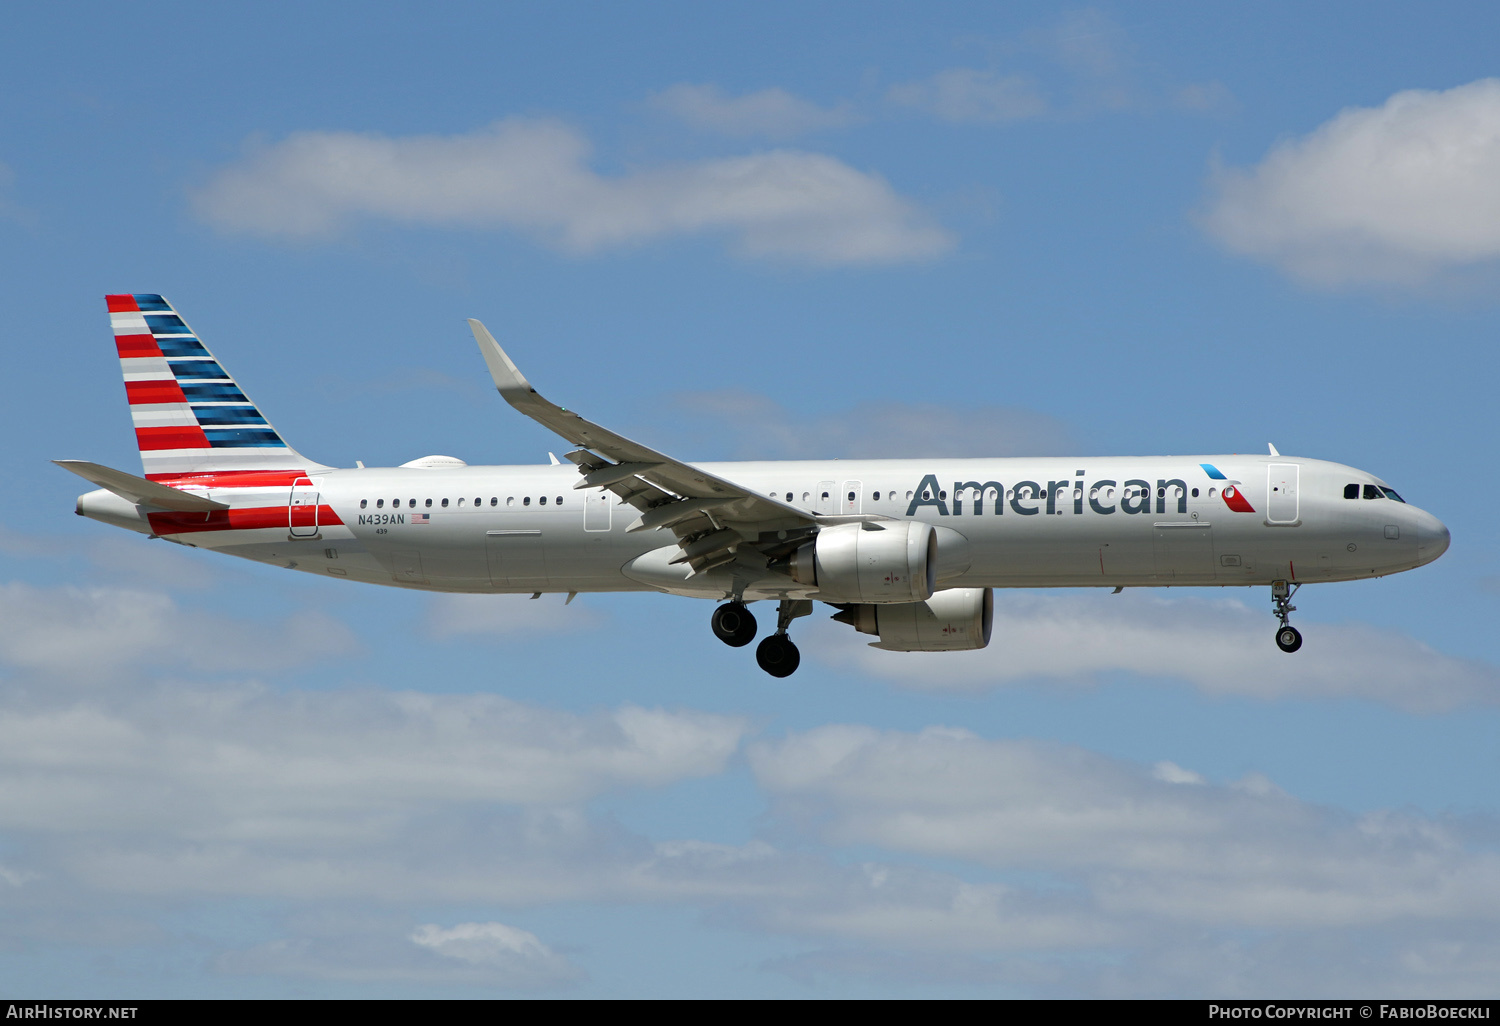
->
788, 520, 936, 603
832, 588, 994, 652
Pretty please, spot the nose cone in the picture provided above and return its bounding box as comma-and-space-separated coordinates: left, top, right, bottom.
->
1416, 510, 1451, 566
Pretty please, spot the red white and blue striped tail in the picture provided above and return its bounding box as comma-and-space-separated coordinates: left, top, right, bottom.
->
107, 294, 328, 478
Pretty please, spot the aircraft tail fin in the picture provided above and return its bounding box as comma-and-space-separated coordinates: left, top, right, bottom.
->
105, 294, 329, 479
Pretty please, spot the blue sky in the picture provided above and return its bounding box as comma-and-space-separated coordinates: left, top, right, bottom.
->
4, 1, 1500, 997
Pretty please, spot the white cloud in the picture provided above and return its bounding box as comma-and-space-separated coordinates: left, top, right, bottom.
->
410, 922, 583, 987
0, 580, 356, 683
191, 118, 952, 265
1152, 760, 1206, 785
1201, 79, 1500, 285
4, 630, 1497, 995
750, 725, 1500, 933
0, 687, 747, 842
650, 83, 856, 139
887, 68, 1048, 124
811, 590, 1500, 712
887, 12, 1232, 129
220, 919, 583, 989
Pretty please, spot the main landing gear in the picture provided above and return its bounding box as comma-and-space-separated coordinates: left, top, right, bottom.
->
712, 599, 811, 676
711, 602, 757, 647
1271, 580, 1302, 653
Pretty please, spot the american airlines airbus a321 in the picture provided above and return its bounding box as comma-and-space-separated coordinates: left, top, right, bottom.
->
59, 295, 1451, 677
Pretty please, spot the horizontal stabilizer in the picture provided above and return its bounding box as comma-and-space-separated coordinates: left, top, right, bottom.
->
53, 460, 230, 511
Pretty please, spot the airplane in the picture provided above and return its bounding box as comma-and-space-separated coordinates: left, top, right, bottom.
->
59, 294, 1451, 677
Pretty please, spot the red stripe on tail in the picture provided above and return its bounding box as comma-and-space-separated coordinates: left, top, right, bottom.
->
114, 333, 162, 358
125, 379, 188, 405
136, 425, 211, 451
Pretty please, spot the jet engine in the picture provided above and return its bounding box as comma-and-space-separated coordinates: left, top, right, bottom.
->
786, 520, 936, 603
831, 587, 993, 652
783, 521, 973, 604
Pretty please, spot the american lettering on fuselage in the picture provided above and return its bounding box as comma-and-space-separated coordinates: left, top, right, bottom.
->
59, 295, 1451, 677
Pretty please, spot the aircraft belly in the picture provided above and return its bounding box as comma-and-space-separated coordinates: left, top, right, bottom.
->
486, 530, 546, 588
1152, 523, 1216, 582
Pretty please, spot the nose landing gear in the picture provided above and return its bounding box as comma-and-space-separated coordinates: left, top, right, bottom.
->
1271, 580, 1302, 653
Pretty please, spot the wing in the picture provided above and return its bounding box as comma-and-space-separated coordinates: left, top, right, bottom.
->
470, 319, 875, 575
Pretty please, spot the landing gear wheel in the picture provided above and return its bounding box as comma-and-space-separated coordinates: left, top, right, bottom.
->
755, 634, 801, 677
1270, 580, 1303, 654
1276, 625, 1303, 653
711, 603, 757, 648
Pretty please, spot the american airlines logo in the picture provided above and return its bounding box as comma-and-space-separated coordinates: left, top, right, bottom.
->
905, 466, 1256, 518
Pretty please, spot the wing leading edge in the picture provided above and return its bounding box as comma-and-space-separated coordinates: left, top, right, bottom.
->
468, 319, 875, 576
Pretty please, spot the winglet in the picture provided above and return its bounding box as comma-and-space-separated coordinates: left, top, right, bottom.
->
469, 319, 540, 409
1268, 443, 1280, 457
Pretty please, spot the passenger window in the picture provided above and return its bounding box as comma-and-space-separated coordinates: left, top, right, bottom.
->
1344, 483, 1359, 499
847, 491, 856, 502
1363, 485, 1382, 500
506, 497, 515, 507
491, 497, 498, 506
441, 498, 449, 507
523, 497, 531, 506
1190, 488, 1199, 498
425, 498, 433, 507
360, 499, 368, 509
556, 496, 563, 505
540, 496, 547, 505
784, 492, 792, 501
376, 499, 383, 509
939, 490, 947, 500
872, 491, 880, 501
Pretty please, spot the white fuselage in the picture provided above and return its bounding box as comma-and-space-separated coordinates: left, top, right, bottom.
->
82, 454, 1448, 601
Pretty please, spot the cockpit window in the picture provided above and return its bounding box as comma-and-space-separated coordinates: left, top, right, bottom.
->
1363, 484, 1383, 500
1344, 483, 1359, 499
1380, 487, 1405, 503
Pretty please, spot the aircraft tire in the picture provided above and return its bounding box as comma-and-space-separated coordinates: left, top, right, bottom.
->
712, 602, 757, 647
755, 635, 800, 677
1276, 625, 1303, 653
